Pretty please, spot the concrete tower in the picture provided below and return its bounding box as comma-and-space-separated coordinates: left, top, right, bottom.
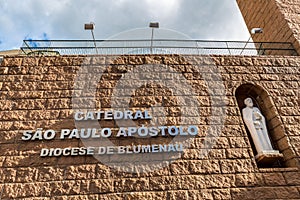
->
237, 0, 300, 55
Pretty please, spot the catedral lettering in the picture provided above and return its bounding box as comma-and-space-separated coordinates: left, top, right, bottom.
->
74, 110, 152, 121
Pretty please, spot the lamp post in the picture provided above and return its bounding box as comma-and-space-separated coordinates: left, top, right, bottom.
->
149, 22, 159, 54
84, 22, 98, 54
240, 28, 263, 55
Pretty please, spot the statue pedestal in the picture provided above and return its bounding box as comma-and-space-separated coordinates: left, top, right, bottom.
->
255, 150, 283, 165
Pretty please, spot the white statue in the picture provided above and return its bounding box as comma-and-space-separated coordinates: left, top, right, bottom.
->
242, 98, 279, 157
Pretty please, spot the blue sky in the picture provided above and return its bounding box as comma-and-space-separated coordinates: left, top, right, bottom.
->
0, 0, 250, 51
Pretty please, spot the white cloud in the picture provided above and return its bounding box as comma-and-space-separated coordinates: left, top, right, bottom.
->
0, 0, 249, 51
144, 0, 181, 20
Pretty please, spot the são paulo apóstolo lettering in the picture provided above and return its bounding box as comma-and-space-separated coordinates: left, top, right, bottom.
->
21, 125, 198, 140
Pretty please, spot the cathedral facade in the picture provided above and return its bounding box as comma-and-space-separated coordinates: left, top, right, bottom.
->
0, 0, 299, 199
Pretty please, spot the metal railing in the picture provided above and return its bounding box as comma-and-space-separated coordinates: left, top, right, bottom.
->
20, 39, 298, 56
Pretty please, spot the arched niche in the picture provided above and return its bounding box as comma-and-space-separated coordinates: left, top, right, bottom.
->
235, 83, 297, 168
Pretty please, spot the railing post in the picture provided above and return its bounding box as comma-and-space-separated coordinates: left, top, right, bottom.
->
22, 40, 34, 55
226, 42, 231, 55
240, 38, 251, 55
258, 43, 264, 55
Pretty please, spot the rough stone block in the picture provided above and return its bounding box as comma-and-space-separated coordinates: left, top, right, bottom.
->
15, 167, 38, 183
89, 179, 114, 194
273, 186, 300, 199
205, 174, 235, 188
48, 181, 81, 196
0, 168, 17, 182
2, 183, 42, 199
283, 171, 300, 185
37, 167, 64, 182
213, 189, 231, 200
189, 160, 221, 174
188, 189, 214, 200
167, 190, 188, 200
65, 165, 96, 180
226, 148, 250, 159
263, 173, 286, 186
114, 178, 149, 192
148, 176, 179, 191
235, 173, 264, 187
220, 159, 254, 173
169, 161, 190, 175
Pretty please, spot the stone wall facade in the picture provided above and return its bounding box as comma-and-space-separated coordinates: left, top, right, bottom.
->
236, 0, 300, 55
0, 55, 299, 199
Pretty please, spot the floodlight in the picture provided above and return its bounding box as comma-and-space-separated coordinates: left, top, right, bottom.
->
240, 27, 264, 55
84, 22, 98, 54
84, 23, 95, 30
149, 22, 159, 54
149, 22, 159, 28
251, 28, 263, 34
